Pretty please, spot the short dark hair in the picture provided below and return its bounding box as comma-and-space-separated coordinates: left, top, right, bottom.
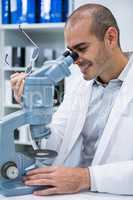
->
66, 4, 120, 47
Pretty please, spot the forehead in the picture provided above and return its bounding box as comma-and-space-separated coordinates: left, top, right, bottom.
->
64, 18, 93, 48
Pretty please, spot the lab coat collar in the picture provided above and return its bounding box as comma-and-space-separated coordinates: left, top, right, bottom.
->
118, 52, 133, 81
92, 52, 133, 165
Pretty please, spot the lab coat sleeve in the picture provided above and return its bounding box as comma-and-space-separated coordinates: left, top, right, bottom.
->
89, 161, 133, 195
41, 76, 82, 153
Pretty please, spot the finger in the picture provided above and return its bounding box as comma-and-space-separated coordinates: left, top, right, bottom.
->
14, 93, 21, 103
10, 72, 19, 79
15, 78, 24, 91
11, 72, 26, 81
10, 74, 25, 88
27, 166, 57, 175
22, 176, 27, 181
10, 77, 19, 88
33, 187, 57, 196
25, 173, 53, 181
25, 178, 54, 186
17, 80, 24, 97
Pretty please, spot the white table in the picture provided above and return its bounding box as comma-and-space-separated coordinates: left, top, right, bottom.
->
0, 192, 133, 200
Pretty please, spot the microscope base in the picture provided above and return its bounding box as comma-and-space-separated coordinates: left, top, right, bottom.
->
0, 181, 34, 196
0, 180, 52, 197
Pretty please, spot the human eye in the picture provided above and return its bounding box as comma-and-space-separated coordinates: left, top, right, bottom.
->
77, 46, 88, 52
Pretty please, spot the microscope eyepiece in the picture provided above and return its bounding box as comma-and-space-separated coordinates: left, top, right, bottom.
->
70, 51, 79, 61
62, 50, 71, 57
63, 50, 79, 61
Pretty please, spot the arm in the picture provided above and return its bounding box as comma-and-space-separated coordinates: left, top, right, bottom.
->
89, 160, 133, 195
24, 160, 133, 196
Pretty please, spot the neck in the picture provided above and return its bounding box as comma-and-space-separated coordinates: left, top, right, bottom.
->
98, 50, 128, 84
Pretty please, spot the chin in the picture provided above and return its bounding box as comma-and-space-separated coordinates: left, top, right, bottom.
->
83, 74, 93, 81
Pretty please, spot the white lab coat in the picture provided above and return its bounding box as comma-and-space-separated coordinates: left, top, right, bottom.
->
43, 53, 133, 195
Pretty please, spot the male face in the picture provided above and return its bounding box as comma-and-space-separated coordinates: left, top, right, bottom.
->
65, 18, 112, 81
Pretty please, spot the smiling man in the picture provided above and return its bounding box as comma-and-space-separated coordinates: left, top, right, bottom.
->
11, 3, 133, 196
65, 4, 127, 82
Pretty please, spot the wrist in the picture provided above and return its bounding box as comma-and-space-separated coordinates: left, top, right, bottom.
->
80, 168, 91, 190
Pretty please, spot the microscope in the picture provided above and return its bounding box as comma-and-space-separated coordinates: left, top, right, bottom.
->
0, 50, 78, 196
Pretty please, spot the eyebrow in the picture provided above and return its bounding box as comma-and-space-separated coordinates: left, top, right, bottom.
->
67, 42, 90, 51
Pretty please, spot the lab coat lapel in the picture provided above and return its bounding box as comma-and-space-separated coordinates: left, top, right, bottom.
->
66, 80, 93, 155
92, 55, 133, 165
55, 80, 93, 164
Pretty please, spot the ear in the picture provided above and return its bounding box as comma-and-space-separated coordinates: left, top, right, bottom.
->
104, 27, 118, 48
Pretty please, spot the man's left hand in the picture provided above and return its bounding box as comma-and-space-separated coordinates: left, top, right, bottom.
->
24, 166, 90, 196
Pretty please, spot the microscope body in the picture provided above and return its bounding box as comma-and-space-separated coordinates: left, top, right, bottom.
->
0, 52, 78, 196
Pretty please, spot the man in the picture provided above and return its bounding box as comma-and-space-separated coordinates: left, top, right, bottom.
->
11, 3, 133, 196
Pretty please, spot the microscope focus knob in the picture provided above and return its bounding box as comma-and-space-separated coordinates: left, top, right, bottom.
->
1, 161, 19, 180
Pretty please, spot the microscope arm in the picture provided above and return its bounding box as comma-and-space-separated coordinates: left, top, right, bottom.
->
0, 110, 27, 181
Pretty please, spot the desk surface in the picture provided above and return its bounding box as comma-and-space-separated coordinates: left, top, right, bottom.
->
0, 192, 133, 200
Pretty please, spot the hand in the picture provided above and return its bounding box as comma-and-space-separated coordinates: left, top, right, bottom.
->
24, 166, 90, 196
10, 72, 27, 103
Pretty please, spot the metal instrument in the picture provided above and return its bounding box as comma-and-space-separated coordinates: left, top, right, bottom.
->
0, 40, 78, 196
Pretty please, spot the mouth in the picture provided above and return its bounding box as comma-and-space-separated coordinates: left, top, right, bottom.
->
79, 61, 93, 74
